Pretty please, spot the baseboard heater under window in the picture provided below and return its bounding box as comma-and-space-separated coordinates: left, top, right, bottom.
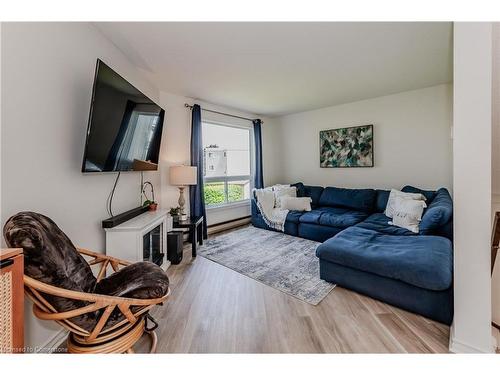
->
208, 216, 251, 235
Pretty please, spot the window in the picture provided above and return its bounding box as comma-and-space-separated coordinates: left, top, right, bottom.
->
115, 109, 160, 170
202, 122, 252, 207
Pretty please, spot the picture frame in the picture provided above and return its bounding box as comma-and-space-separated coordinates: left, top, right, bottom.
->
319, 124, 374, 168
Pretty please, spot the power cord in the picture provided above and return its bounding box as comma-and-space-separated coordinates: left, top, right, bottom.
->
106, 172, 121, 217
140, 171, 144, 205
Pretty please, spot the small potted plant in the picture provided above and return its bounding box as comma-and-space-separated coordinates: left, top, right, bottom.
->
169, 206, 181, 221
143, 199, 158, 211
142, 181, 157, 211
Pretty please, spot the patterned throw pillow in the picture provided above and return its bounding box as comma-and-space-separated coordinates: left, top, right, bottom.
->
389, 197, 427, 233
384, 189, 426, 218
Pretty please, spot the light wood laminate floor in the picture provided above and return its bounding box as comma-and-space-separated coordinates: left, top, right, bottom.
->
138, 231, 450, 353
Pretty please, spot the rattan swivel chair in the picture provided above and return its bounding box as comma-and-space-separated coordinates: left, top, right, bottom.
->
3, 212, 170, 354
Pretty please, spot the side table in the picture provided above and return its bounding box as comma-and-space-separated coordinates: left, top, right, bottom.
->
173, 216, 204, 257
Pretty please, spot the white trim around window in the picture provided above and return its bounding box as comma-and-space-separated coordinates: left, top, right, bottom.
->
202, 120, 254, 209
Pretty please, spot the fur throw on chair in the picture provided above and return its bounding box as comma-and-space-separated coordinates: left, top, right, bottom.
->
3, 211, 169, 331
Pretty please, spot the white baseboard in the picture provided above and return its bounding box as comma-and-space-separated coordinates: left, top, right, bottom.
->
448, 324, 494, 353
35, 328, 67, 353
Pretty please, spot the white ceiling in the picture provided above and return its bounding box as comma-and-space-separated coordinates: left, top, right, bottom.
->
94, 22, 453, 117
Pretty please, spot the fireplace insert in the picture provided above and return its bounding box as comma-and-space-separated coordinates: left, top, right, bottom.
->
143, 224, 164, 266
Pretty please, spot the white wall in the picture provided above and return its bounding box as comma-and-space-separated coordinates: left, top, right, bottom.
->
451, 22, 493, 353
492, 22, 500, 332
270, 84, 453, 191
1, 23, 162, 351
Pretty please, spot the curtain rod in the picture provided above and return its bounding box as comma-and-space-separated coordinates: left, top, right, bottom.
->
184, 103, 263, 124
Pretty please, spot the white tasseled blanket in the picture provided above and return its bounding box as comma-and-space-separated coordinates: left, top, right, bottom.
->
253, 186, 290, 232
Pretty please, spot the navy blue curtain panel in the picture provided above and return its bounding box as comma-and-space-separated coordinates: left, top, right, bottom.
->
189, 104, 208, 239
253, 119, 264, 189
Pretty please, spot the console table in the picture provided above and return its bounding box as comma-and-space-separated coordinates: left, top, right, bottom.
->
173, 216, 204, 257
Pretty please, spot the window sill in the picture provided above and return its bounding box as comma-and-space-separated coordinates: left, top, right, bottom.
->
206, 200, 251, 212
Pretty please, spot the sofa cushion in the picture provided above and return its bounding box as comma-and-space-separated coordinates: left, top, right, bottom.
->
318, 260, 454, 325
299, 207, 368, 228
252, 212, 299, 236
291, 182, 306, 197
420, 188, 453, 235
303, 185, 324, 207
298, 223, 343, 242
375, 189, 390, 213
318, 207, 369, 228
286, 210, 304, 224
318, 187, 376, 213
357, 213, 416, 236
402, 185, 436, 203
299, 209, 324, 224
316, 226, 453, 291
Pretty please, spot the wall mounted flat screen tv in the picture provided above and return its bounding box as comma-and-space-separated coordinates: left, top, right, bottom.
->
82, 59, 165, 172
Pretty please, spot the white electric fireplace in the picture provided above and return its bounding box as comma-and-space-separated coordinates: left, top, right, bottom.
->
105, 209, 173, 271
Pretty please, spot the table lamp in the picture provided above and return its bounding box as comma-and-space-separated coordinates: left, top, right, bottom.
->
169, 165, 198, 221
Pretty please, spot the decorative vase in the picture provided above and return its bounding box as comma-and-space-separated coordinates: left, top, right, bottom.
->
149, 203, 158, 211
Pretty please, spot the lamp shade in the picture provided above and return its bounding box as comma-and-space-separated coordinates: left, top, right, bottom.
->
169, 165, 198, 186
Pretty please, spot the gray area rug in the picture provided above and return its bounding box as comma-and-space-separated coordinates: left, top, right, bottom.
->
198, 226, 335, 305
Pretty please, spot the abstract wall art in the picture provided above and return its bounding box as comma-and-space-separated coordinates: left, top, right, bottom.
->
319, 124, 374, 168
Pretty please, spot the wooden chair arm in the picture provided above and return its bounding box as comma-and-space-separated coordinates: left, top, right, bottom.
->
24, 275, 170, 339
24, 275, 169, 306
76, 247, 132, 281
23, 246, 169, 341
77, 247, 131, 266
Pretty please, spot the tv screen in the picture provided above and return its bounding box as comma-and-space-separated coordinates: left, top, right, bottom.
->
82, 59, 165, 172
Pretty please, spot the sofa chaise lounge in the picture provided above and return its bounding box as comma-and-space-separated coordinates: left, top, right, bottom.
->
251, 182, 453, 324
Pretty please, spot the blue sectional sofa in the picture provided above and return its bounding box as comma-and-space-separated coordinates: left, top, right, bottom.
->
251, 182, 454, 324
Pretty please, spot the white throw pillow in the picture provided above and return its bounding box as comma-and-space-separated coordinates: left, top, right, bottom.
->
280, 197, 312, 211
273, 186, 297, 208
389, 196, 427, 233
384, 189, 426, 218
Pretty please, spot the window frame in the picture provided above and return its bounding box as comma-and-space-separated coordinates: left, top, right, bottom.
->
202, 120, 254, 209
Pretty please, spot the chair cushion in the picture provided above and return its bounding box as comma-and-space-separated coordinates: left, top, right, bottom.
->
92, 262, 169, 330
95, 261, 169, 299
3, 211, 170, 332
318, 187, 376, 213
3, 211, 98, 330
356, 213, 416, 236
419, 188, 453, 235
316, 226, 453, 291
3, 212, 97, 292
401, 185, 437, 203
